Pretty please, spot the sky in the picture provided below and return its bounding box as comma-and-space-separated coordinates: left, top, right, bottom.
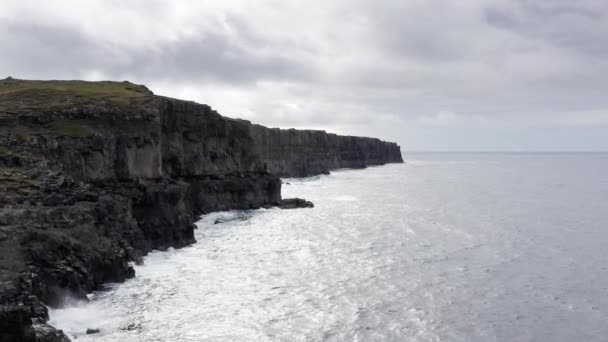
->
1, 0, 607, 151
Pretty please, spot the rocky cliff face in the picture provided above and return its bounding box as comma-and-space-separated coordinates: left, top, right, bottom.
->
0, 78, 402, 342
247, 123, 403, 177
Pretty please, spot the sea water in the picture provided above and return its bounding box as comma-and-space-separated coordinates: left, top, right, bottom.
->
49, 153, 608, 341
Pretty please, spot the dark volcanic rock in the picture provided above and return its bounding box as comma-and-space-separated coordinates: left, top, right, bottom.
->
0, 305, 36, 342
85, 328, 100, 335
0, 79, 402, 342
32, 324, 70, 342
276, 198, 315, 209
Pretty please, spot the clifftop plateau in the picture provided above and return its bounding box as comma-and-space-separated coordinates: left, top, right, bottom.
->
0, 78, 402, 342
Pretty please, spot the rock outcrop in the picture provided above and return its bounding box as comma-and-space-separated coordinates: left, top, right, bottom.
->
0, 78, 403, 341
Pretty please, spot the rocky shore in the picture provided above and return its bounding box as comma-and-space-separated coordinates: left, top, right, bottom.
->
0, 78, 403, 342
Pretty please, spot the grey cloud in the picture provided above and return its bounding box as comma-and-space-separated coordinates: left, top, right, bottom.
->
113, 32, 310, 85
485, 1, 608, 57
0, 20, 106, 78
517, 1, 605, 21
345, 1, 472, 62
0, 17, 310, 84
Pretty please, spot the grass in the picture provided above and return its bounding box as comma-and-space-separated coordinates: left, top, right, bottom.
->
49, 119, 95, 138
0, 78, 153, 109
0, 78, 151, 97
0, 119, 95, 139
0, 166, 41, 188
0, 175, 41, 186
0, 125, 34, 139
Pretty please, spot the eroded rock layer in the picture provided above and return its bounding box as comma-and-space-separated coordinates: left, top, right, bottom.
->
0, 78, 402, 341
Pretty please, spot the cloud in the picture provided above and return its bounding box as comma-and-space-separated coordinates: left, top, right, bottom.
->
420, 111, 461, 126
0, 16, 309, 84
485, 1, 608, 60
1, 0, 608, 150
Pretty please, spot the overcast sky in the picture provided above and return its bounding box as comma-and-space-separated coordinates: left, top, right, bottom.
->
1, 0, 607, 151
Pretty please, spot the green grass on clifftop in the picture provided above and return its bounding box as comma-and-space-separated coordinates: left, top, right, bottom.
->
0, 78, 153, 112
0, 78, 151, 97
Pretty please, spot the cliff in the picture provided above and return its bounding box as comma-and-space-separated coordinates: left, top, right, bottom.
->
247, 123, 403, 177
0, 78, 402, 342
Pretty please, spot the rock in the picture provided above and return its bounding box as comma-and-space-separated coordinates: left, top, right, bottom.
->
246, 123, 403, 177
277, 198, 315, 209
0, 79, 403, 342
32, 323, 70, 342
86, 328, 100, 335
122, 322, 141, 331
0, 305, 36, 342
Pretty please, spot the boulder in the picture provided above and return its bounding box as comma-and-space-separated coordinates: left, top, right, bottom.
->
277, 198, 315, 209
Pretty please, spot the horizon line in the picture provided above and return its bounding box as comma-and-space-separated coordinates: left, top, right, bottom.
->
402, 150, 608, 153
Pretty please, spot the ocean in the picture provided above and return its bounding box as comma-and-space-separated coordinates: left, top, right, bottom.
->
49, 153, 608, 341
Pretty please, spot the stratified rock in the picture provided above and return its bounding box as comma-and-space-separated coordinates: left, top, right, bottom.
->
246, 123, 403, 177
0, 79, 402, 342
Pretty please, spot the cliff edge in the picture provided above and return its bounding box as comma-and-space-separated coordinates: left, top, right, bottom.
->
0, 78, 403, 341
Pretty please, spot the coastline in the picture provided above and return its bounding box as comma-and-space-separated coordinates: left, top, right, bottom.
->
0, 78, 403, 342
